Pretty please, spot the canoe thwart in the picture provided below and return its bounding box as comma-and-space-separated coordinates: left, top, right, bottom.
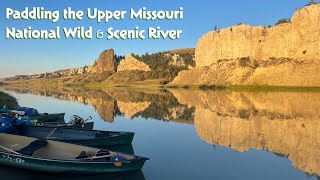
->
18, 139, 48, 156
76, 150, 112, 160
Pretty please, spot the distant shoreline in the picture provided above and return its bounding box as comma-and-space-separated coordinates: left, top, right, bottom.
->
3, 81, 320, 92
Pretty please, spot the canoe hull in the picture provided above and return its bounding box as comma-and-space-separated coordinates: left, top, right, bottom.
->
28, 113, 65, 122
0, 152, 147, 174
13, 126, 134, 146
36, 122, 94, 130
60, 133, 134, 147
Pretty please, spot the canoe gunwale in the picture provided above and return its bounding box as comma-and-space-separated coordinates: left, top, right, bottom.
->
0, 150, 147, 164
14, 126, 135, 145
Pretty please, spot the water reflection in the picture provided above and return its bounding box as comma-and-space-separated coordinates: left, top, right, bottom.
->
2, 86, 320, 177
169, 89, 320, 177
2, 86, 195, 124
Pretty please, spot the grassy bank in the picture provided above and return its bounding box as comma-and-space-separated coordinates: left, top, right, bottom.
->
4, 80, 320, 92
165, 85, 226, 90
225, 85, 320, 92
163, 84, 320, 92
0, 91, 18, 109
85, 79, 166, 89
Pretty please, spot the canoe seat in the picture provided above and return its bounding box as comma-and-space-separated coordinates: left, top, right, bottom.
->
97, 150, 110, 156
75, 151, 88, 159
95, 150, 111, 161
18, 139, 48, 156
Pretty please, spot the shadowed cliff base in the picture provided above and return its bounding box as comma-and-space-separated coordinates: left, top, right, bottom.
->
171, 58, 320, 87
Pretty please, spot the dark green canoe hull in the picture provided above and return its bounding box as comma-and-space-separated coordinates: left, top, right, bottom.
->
60, 133, 134, 147
101, 145, 135, 155
28, 113, 65, 122
0, 166, 146, 179
0, 152, 147, 174
36, 122, 94, 130
13, 126, 134, 147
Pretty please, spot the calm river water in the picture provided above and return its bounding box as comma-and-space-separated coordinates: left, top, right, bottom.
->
1, 86, 319, 180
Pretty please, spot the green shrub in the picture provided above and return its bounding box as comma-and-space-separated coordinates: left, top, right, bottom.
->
0, 92, 18, 109
306, 0, 317, 6
199, 85, 224, 90
132, 52, 188, 80
239, 57, 251, 67
179, 53, 196, 67
275, 18, 290, 25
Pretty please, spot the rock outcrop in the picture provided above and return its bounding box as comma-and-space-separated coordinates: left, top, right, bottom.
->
171, 4, 320, 86
197, 4, 320, 67
68, 66, 91, 76
89, 49, 116, 73
117, 55, 151, 72
164, 53, 186, 67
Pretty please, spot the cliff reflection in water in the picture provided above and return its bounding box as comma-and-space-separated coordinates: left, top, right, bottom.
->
2, 86, 320, 176
170, 89, 320, 177
1, 86, 195, 124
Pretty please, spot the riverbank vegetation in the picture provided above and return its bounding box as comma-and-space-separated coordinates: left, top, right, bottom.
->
131, 52, 188, 80
0, 91, 18, 109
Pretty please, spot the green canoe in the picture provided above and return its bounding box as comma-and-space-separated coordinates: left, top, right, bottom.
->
35, 121, 94, 130
0, 133, 149, 174
0, 166, 146, 179
28, 113, 65, 122
13, 126, 134, 146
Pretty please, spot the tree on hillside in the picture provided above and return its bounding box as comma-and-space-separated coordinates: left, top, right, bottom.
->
275, 18, 290, 25
179, 53, 196, 67
132, 52, 189, 80
114, 54, 124, 63
307, 0, 317, 5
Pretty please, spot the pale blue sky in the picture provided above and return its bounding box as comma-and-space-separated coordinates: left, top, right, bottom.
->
0, 0, 310, 78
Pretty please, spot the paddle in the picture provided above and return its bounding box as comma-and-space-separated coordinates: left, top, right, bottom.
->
45, 127, 58, 140
0, 145, 21, 155
80, 154, 113, 160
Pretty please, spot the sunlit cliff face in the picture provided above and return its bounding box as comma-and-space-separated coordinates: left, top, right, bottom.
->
169, 89, 320, 176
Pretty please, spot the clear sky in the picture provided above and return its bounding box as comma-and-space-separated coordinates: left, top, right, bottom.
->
0, 0, 310, 78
